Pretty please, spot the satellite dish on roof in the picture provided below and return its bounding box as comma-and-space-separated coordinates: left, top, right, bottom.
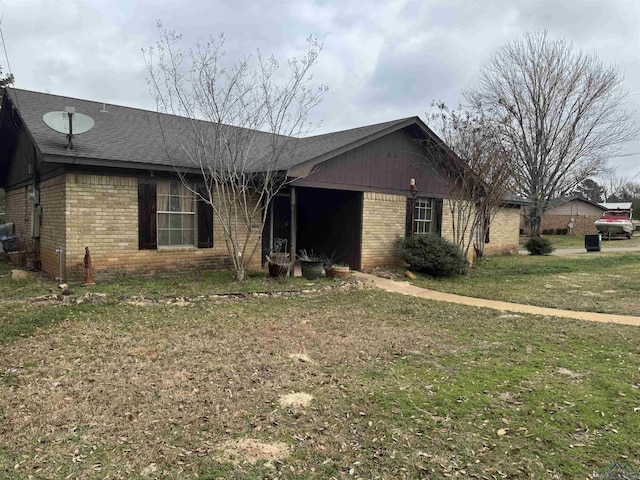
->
43, 107, 94, 149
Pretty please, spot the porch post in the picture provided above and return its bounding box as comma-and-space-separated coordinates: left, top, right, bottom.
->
269, 199, 274, 253
289, 186, 297, 276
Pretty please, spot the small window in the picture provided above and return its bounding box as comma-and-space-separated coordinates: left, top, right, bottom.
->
414, 198, 435, 235
157, 180, 195, 247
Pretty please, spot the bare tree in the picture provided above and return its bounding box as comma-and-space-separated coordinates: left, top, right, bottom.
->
466, 30, 636, 237
426, 103, 513, 260
145, 24, 326, 280
600, 169, 638, 203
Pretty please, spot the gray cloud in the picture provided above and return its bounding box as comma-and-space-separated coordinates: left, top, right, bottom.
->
2, 0, 638, 176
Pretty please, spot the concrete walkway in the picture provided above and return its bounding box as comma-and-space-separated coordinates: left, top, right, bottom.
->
353, 272, 640, 327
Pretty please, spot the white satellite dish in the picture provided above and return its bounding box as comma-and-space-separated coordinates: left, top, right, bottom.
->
43, 108, 95, 149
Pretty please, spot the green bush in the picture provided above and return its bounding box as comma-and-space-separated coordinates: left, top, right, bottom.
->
396, 235, 468, 277
555, 228, 563, 235
542, 229, 552, 235
524, 237, 555, 255
561, 228, 568, 235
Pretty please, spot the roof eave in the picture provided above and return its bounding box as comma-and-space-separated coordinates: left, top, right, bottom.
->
42, 154, 203, 175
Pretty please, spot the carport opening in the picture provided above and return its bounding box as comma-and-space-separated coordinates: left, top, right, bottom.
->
296, 187, 362, 270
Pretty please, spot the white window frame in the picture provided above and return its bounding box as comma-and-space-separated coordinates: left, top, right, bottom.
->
414, 197, 435, 235
157, 180, 196, 247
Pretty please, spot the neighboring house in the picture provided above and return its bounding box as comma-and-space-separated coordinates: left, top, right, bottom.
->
0, 88, 525, 281
529, 196, 607, 235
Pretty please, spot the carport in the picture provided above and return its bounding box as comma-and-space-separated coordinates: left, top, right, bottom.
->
262, 186, 363, 270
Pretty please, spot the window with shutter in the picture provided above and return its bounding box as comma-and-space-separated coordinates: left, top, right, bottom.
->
406, 196, 443, 237
139, 179, 210, 250
157, 180, 195, 247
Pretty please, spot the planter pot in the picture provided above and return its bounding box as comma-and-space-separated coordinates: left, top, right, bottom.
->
268, 261, 290, 277
266, 253, 290, 277
301, 260, 324, 280
26, 258, 41, 271
327, 265, 350, 279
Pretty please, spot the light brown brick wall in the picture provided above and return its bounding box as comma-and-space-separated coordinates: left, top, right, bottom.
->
4, 186, 31, 244
62, 174, 261, 281
40, 176, 66, 277
540, 214, 599, 235
440, 199, 462, 246
442, 201, 519, 258
485, 207, 520, 255
440, 200, 475, 262
360, 192, 405, 269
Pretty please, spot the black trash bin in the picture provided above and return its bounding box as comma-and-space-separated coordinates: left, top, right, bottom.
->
585, 234, 601, 252
0, 234, 21, 252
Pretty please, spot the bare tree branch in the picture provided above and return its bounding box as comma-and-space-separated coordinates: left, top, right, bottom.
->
144, 23, 327, 280
465, 30, 637, 236
424, 102, 514, 260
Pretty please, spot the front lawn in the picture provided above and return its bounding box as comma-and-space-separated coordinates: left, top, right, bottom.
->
411, 252, 640, 316
0, 269, 638, 479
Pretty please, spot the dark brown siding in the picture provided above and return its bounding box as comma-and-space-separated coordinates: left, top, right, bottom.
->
292, 128, 448, 197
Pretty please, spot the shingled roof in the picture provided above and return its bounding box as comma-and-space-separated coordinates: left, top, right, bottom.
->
2, 88, 422, 174
546, 195, 606, 211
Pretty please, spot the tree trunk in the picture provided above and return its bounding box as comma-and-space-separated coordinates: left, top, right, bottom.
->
235, 267, 246, 281
530, 208, 541, 237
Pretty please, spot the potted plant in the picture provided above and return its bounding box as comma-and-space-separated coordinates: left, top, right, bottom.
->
328, 262, 350, 279
266, 252, 291, 277
297, 249, 324, 280
320, 252, 338, 277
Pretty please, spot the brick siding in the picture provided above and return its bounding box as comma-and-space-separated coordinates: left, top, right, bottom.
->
360, 192, 405, 269
39, 176, 66, 277
4, 186, 31, 242
540, 214, 599, 235
485, 207, 520, 255
23, 174, 261, 282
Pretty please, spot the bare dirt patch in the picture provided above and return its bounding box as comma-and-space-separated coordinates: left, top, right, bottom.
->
287, 353, 316, 364
557, 367, 582, 379
216, 438, 290, 465
279, 392, 313, 408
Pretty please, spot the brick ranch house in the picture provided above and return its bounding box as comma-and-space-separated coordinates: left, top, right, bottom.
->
521, 196, 607, 236
1, 88, 525, 281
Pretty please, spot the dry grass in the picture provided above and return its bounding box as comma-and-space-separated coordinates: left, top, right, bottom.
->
410, 252, 640, 315
1, 275, 639, 478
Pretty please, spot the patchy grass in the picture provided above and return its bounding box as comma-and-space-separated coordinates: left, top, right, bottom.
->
522, 234, 640, 250
411, 252, 640, 316
0, 264, 335, 301
0, 280, 639, 479
0, 262, 339, 344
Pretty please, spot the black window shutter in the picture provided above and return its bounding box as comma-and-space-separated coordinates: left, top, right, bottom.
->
138, 180, 157, 250
197, 193, 214, 248
405, 198, 413, 237
434, 198, 443, 237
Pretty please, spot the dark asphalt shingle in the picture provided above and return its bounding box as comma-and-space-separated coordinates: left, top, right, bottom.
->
5, 88, 416, 172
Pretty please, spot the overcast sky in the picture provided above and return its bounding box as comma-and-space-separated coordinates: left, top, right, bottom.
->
2, 0, 639, 180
